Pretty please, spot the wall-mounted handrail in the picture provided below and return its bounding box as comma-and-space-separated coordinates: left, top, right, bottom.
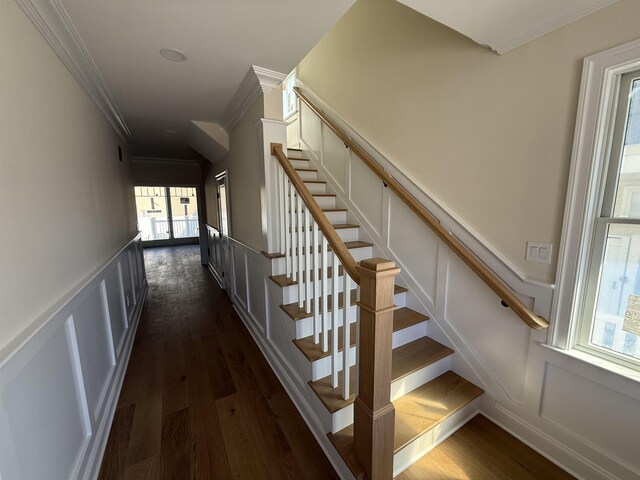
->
271, 143, 361, 285
293, 86, 549, 330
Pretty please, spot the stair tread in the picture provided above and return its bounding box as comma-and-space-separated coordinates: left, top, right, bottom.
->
328, 371, 484, 473
392, 336, 454, 382
395, 414, 575, 480
295, 168, 317, 172
304, 180, 326, 184
309, 336, 453, 413
293, 307, 429, 362
280, 285, 406, 321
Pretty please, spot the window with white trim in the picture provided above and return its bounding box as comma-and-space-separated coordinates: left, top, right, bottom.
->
555, 40, 640, 372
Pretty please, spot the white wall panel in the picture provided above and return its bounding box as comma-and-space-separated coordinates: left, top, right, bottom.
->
247, 254, 266, 334
120, 255, 135, 319
1, 324, 88, 480
444, 254, 530, 402
300, 102, 322, 161
73, 285, 115, 421
233, 246, 248, 307
349, 152, 384, 236
321, 123, 347, 191
387, 194, 438, 302
105, 265, 127, 358
540, 363, 640, 467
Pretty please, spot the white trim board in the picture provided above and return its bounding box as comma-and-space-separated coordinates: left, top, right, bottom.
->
14, 0, 132, 141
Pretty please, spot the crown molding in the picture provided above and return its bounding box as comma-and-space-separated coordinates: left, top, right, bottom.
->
15, 0, 132, 141
222, 65, 286, 132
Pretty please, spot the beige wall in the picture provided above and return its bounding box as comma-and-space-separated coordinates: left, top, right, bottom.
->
0, 0, 137, 353
297, 0, 640, 283
204, 97, 265, 250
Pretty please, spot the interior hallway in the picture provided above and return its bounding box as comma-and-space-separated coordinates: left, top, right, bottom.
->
98, 245, 338, 479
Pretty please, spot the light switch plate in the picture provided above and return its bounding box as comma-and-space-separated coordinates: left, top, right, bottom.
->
526, 241, 552, 264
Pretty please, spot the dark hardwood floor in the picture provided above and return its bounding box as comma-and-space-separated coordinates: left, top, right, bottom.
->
98, 245, 338, 479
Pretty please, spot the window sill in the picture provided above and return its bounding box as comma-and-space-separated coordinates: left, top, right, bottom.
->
541, 343, 640, 386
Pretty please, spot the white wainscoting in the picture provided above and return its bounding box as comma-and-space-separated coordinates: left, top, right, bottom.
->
0, 234, 147, 480
204, 236, 354, 479
295, 85, 640, 480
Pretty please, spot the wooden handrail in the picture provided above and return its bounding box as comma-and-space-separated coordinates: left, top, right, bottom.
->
293, 86, 549, 330
271, 143, 361, 285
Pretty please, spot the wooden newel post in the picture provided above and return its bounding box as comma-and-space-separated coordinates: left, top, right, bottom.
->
354, 258, 400, 480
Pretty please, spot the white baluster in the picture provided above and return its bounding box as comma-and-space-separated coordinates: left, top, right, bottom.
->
290, 184, 297, 281
279, 166, 285, 255
313, 222, 320, 344
331, 253, 340, 389
343, 271, 351, 400
322, 235, 329, 353
305, 209, 312, 314
284, 177, 291, 278
297, 195, 304, 308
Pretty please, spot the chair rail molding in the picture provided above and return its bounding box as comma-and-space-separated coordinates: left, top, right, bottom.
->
295, 80, 555, 321
14, 0, 132, 141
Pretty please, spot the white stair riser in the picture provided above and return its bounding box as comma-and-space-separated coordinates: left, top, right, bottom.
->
332, 404, 353, 434
286, 150, 306, 160
392, 320, 428, 349
324, 210, 347, 224
284, 285, 406, 308
313, 196, 336, 209
390, 355, 452, 402
288, 196, 335, 210
289, 158, 309, 168
296, 170, 318, 181
284, 247, 373, 266
304, 182, 327, 194
311, 346, 357, 381
393, 399, 481, 476
286, 226, 359, 243
295, 306, 356, 339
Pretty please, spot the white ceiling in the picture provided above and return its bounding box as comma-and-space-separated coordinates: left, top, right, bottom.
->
53, 0, 355, 158
397, 0, 620, 54
20, 0, 620, 159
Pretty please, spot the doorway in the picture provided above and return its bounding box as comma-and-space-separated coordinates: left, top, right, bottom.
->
134, 186, 200, 246
215, 171, 233, 294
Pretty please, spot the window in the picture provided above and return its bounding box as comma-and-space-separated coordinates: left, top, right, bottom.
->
282, 70, 297, 120
553, 40, 640, 372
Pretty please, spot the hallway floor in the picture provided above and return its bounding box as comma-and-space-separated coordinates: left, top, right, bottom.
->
98, 245, 338, 479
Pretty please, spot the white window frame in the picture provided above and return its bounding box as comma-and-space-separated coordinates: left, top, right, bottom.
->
282, 69, 298, 121
551, 39, 640, 373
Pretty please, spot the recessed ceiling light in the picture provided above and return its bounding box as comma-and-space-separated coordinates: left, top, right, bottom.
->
165, 129, 179, 134
159, 48, 187, 62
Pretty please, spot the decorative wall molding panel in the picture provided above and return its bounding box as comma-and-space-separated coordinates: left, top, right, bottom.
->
293, 83, 640, 480
0, 235, 147, 480
222, 66, 287, 132
15, 0, 132, 141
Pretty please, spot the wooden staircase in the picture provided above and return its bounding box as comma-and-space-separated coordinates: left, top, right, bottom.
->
268, 147, 485, 478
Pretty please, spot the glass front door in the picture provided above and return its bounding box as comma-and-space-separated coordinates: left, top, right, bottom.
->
135, 186, 200, 245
